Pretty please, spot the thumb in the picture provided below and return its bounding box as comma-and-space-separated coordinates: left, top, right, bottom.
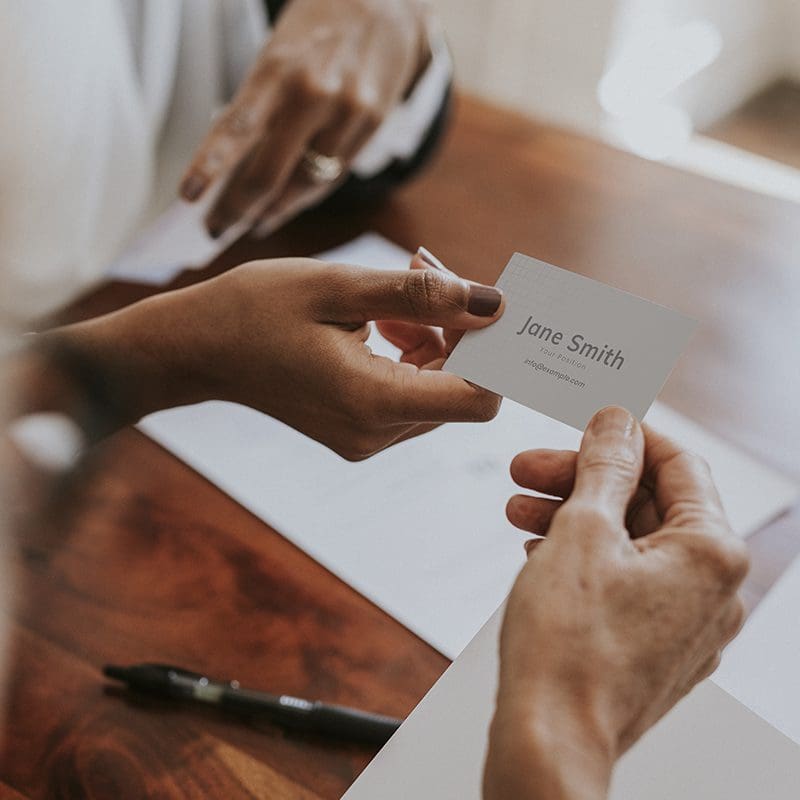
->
570, 406, 644, 528
324, 265, 505, 329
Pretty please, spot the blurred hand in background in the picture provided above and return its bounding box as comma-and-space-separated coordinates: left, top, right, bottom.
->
180, 0, 432, 238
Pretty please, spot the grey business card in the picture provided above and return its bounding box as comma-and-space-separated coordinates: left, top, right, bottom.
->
445, 253, 696, 430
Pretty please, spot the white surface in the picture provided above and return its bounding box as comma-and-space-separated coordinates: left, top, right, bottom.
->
663, 134, 800, 205
139, 233, 798, 659
0, 0, 266, 317
714, 555, 800, 746
107, 200, 241, 285
430, 0, 795, 134
343, 606, 800, 800
109, 188, 376, 285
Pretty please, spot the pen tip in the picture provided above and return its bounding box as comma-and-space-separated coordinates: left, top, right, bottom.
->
103, 665, 127, 681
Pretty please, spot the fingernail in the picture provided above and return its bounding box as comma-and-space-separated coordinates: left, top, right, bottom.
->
181, 173, 209, 202
467, 285, 502, 317
206, 217, 227, 239
589, 406, 635, 437
417, 246, 448, 272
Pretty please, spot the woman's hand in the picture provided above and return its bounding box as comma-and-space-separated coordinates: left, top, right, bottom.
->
40, 252, 503, 459
180, 0, 431, 238
484, 407, 749, 800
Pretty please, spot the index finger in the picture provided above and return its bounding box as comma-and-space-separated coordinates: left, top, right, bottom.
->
319, 267, 504, 330
641, 424, 728, 533
180, 75, 281, 201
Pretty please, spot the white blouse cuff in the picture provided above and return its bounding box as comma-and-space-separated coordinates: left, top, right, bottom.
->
351, 21, 453, 178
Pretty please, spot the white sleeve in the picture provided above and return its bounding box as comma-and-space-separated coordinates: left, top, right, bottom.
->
351, 20, 453, 178
0, 0, 155, 322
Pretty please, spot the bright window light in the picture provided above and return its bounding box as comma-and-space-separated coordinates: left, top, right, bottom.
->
608, 104, 693, 161
598, 19, 722, 160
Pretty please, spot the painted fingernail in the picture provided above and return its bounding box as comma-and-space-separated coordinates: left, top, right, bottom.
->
181, 173, 209, 202
206, 217, 227, 239
467, 285, 502, 317
589, 406, 635, 437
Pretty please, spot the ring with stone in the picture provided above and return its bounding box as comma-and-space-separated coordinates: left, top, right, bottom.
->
302, 149, 345, 184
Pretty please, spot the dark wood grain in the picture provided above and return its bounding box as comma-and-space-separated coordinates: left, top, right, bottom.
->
5, 430, 447, 800
3, 94, 798, 798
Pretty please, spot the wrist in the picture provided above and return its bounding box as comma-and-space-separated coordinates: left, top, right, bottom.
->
33, 286, 218, 437
484, 691, 615, 800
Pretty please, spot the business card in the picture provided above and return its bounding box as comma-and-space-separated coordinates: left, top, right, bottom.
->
445, 253, 696, 430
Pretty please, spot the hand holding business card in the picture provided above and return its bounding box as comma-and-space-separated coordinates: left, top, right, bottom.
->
446, 253, 696, 430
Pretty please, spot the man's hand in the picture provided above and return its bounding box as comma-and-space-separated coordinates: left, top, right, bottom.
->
35, 251, 503, 459
180, 0, 430, 238
483, 407, 749, 800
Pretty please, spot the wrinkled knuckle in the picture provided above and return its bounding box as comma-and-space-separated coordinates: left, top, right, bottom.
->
401, 269, 439, 317
289, 68, 316, 98
705, 652, 722, 678
702, 537, 751, 588
676, 450, 712, 477
293, 69, 338, 103
405, 269, 465, 319
725, 540, 751, 584
217, 104, 259, 138
580, 451, 639, 481
353, 90, 384, 126
668, 498, 723, 529
725, 599, 746, 639
361, 103, 383, 130
339, 89, 363, 119
253, 51, 284, 81
555, 502, 614, 533
670, 449, 717, 494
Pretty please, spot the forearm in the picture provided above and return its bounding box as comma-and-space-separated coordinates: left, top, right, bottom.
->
8, 285, 217, 441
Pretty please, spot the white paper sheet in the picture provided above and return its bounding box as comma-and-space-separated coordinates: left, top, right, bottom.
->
107, 200, 244, 285
343, 607, 800, 800
713, 555, 800, 745
139, 234, 799, 659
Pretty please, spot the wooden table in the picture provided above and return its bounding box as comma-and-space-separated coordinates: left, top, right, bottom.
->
3, 95, 799, 799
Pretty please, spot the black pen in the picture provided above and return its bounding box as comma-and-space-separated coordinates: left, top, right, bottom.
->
103, 663, 402, 746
